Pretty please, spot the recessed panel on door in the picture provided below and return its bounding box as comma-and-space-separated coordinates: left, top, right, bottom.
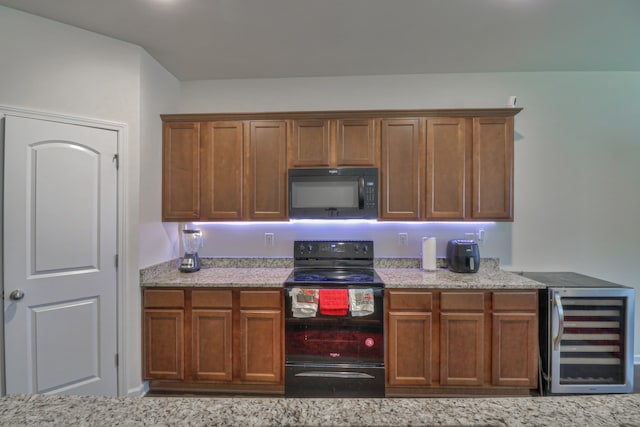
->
31, 142, 99, 275
31, 297, 100, 393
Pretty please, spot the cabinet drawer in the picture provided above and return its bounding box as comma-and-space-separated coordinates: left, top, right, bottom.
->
144, 289, 184, 308
192, 290, 233, 308
440, 292, 484, 311
492, 291, 537, 311
240, 290, 282, 309
388, 291, 433, 311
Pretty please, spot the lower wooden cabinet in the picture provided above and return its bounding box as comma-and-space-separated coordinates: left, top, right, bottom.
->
386, 289, 538, 396
143, 288, 284, 394
144, 309, 184, 380
491, 292, 538, 387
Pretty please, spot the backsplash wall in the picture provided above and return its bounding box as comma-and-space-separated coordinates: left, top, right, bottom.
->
182, 221, 511, 264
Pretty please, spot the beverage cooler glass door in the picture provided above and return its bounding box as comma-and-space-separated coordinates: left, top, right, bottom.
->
549, 287, 635, 393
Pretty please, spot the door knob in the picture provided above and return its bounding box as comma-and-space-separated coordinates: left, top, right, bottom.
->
9, 289, 25, 301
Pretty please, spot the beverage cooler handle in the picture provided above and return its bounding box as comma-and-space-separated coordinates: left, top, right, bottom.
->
553, 292, 565, 351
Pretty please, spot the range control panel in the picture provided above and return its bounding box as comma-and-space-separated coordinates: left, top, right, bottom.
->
294, 240, 373, 260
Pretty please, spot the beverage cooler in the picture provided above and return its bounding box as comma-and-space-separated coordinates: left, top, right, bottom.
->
523, 273, 635, 395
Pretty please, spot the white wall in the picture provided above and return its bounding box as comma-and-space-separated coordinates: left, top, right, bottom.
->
0, 6, 181, 395
180, 72, 640, 356
139, 51, 181, 268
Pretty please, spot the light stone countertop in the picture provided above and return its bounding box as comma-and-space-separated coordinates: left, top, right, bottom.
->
378, 264, 546, 289
142, 267, 292, 288
1, 393, 639, 426
142, 257, 545, 290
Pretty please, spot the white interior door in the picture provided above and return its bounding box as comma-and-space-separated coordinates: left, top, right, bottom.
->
3, 115, 118, 396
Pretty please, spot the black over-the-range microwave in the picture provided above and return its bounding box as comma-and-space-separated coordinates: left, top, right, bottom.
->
288, 167, 378, 219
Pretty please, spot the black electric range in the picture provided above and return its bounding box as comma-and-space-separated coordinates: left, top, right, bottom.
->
284, 240, 385, 398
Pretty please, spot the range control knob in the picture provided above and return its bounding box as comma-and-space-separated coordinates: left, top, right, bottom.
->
362, 244, 369, 254
307, 244, 313, 254
353, 244, 360, 253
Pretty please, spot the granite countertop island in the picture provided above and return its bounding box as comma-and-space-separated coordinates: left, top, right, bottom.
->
142, 258, 544, 290
1, 393, 639, 426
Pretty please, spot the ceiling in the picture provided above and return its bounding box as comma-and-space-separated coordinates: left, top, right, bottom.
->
1, 0, 639, 81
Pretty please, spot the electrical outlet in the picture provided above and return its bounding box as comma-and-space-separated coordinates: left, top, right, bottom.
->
398, 233, 408, 247
264, 233, 274, 247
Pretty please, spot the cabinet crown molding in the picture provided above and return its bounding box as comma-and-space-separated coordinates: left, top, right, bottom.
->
161, 108, 523, 122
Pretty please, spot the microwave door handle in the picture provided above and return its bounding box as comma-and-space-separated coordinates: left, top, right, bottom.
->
553, 292, 565, 351
358, 177, 365, 209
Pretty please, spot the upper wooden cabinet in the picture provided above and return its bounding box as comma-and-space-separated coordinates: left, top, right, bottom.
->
288, 118, 378, 168
200, 121, 245, 220
381, 115, 515, 221
288, 119, 330, 167
380, 118, 422, 220
472, 117, 514, 220
162, 119, 288, 221
162, 122, 200, 221
247, 121, 288, 220
424, 118, 468, 220
162, 108, 520, 222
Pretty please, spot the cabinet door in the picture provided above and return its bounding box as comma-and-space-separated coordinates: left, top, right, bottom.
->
200, 122, 244, 220
491, 312, 537, 387
288, 119, 330, 167
192, 309, 233, 381
143, 309, 184, 380
380, 119, 422, 219
162, 122, 200, 220
425, 118, 467, 220
491, 292, 538, 387
388, 312, 432, 385
472, 117, 514, 219
440, 312, 484, 386
239, 309, 282, 383
335, 118, 378, 166
247, 121, 287, 220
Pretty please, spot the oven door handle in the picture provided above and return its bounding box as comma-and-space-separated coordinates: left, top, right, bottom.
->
295, 371, 375, 379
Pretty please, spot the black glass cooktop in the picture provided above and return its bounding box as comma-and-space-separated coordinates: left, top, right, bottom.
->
285, 268, 384, 286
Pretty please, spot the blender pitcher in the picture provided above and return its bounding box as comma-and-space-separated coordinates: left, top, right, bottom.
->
180, 228, 202, 272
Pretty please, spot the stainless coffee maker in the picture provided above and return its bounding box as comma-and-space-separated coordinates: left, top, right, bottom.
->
180, 228, 203, 273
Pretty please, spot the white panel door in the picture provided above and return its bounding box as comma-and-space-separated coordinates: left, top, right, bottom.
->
3, 115, 118, 396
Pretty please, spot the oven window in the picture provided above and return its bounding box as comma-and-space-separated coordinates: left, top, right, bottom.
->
286, 325, 384, 364
290, 181, 358, 208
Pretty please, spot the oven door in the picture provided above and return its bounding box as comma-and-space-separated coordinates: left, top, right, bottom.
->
284, 286, 384, 366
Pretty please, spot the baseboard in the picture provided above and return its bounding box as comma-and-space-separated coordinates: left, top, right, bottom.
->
127, 381, 149, 397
